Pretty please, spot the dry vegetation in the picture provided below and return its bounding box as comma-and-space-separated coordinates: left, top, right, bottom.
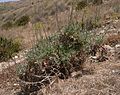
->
41, 61, 120, 95
0, 0, 120, 95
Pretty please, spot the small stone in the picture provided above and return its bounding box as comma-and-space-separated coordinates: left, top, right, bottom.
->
103, 45, 115, 54
71, 71, 82, 78
112, 70, 115, 73
15, 56, 19, 59
14, 83, 19, 86
115, 44, 120, 48
104, 45, 113, 50
99, 30, 105, 34
90, 56, 98, 60
112, 70, 120, 75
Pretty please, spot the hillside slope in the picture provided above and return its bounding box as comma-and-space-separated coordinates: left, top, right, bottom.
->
0, 0, 120, 95
0, 0, 69, 25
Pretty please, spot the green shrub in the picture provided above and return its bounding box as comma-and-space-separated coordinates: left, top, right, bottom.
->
25, 23, 86, 79
15, 15, 30, 26
0, 37, 21, 62
22, 21, 104, 81
1, 21, 13, 30
27, 38, 55, 62
27, 22, 82, 63
27, 21, 104, 64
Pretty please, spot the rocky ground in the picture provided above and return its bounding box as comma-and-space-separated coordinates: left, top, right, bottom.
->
42, 60, 120, 95
0, 50, 28, 95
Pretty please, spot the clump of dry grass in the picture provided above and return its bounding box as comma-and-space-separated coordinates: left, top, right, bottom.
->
0, 64, 20, 95
104, 34, 120, 46
41, 61, 120, 95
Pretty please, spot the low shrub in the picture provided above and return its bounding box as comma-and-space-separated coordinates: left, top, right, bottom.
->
1, 21, 13, 30
0, 37, 21, 62
26, 22, 104, 72
15, 15, 30, 26
27, 22, 85, 63
18, 21, 104, 94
